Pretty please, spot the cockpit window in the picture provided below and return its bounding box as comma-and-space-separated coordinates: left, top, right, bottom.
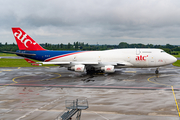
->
161, 51, 165, 53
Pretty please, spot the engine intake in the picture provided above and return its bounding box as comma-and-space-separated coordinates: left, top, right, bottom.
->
68, 65, 85, 72
101, 65, 115, 73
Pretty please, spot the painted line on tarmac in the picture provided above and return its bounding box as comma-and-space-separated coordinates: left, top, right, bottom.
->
146, 75, 180, 87
18, 67, 21, 69
124, 71, 136, 73
147, 76, 180, 117
0, 70, 12, 73
171, 86, 180, 117
15, 96, 65, 120
0, 70, 16, 87
12, 73, 61, 84
147, 76, 170, 86
93, 111, 109, 120
0, 83, 175, 90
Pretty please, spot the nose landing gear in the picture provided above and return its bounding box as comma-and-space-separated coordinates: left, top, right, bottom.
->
155, 68, 159, 74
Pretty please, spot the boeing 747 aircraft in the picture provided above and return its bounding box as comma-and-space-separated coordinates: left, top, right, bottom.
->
9, 28, 177, 74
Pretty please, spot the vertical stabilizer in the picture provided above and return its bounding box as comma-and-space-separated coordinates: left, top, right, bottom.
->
12, 28, 45, 51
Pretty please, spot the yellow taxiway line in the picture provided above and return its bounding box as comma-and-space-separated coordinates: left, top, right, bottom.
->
12, 73, 61, 84
147, 76, 180, 117
171, 86, 180, 117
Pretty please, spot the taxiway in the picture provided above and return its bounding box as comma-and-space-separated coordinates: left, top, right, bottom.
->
0, 65, 180, 120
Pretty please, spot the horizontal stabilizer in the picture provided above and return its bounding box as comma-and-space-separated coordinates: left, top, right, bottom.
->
24, 58, 36, 63
24, 58, 42, 66
31, 63, 42, 66
3, 51, 36, 56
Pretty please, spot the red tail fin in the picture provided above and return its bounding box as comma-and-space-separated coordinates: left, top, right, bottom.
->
12, 28, 45, 51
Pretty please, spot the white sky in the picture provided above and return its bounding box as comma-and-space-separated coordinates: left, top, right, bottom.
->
0, 0, 180, 45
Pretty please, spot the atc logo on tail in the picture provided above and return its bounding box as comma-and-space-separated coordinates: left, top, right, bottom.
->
12, 28, 45, 51
14, 30, 32, 48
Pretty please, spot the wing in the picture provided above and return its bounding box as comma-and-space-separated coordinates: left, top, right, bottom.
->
37, 61, 133, 73
38, 61, 133, 67
38, 61, 98, 65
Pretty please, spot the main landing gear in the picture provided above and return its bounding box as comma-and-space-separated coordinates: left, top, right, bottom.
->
155, 68, 159, 74
86, 67, 104, 75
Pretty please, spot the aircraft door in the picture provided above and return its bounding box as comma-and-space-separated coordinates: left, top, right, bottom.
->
136, 49, 140, 55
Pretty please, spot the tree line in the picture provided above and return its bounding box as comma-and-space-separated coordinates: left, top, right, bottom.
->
0, 42, 180, 54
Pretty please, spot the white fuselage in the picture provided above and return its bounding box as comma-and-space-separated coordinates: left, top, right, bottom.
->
48, 48, 177, 68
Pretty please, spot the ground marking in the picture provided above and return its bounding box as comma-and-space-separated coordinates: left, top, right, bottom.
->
124, 71, 136, 73
15, 96, 65, 120
147, 76, 180, 117
0, 69, 16, 87
12, 73, 61, 84
171, 86, 180, 117
93, 112, 109, 120
146, 75, 180, 87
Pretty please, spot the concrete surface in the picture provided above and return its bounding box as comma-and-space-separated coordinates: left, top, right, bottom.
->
0, 66, 180, 120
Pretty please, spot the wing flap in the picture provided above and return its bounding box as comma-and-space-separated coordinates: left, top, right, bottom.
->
117, 62, 133, 66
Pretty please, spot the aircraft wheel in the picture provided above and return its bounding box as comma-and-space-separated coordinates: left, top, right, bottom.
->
155, 68, 159, 74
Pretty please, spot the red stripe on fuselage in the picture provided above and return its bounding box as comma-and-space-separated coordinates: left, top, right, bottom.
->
45, 51, 87, 62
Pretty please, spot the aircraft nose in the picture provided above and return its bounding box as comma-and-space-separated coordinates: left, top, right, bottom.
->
170, 56, 177, 63
165, 55, 177, 65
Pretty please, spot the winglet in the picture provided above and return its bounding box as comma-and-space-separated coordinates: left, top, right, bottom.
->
12, 28, 45, 51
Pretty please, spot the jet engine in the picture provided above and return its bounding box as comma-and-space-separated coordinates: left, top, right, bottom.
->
101, 65, 115, 73
68, 65, 85, 72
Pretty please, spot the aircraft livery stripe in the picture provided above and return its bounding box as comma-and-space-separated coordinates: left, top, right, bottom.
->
45, 51, 87, 62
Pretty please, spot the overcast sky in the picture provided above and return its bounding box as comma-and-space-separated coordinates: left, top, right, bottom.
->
1, 0, 180, 45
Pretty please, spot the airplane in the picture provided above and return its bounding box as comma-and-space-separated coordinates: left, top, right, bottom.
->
8, 27, 177, 74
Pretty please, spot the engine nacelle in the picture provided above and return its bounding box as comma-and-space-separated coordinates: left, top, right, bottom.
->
69, 65, 85, 72
101, 65, 115, 73
74, 65, 85, 72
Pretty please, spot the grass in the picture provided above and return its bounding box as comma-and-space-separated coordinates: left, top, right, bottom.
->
0, 53, 17, 56
173, 55, 180, 58
173, 51, 180, 58
173, 60, 180, 67
0, 58, 57, 67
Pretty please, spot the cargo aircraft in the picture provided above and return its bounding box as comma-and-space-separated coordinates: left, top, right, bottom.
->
7, 28, 177, 74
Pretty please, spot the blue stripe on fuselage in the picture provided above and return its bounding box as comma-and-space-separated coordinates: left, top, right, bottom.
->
16, 50, 80, 61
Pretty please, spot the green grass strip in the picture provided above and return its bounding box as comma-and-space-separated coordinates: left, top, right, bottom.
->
173, 60, 180, 67
0, 58, 57, 67
0, 53, 17, 56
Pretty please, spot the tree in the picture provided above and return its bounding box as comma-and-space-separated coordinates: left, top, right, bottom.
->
119, 42, 128, 48
75, 42, 78, 49
60, 43, 63, 49
67, 43, 71, 49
